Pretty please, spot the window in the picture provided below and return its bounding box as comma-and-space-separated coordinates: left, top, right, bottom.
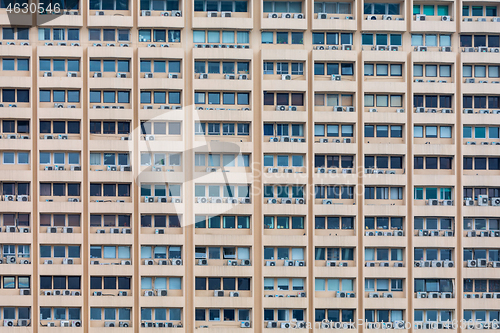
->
141, 0, 180, 10
89, 0, 129, 10
314, 2, 352, 14
264, 1, 302, 13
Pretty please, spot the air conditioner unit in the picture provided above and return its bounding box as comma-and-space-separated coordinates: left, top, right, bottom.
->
441, 15, 451, 21
267, 321, 278, 328
383, 292, 393, 298
154, 289, 167, 297
63, 227, 73, 233
121, 260, 131, 265
368, 292, 379, 298
318, 13, 328, 19
416, 14, 426, 21
282, 13, 292, 18
383, 15, 392, 20
478, 259, 488, 267
62, 258, 74, 265
417, 292, 428, 299
376, 45, 387, 51
366, 15, 377, 20
325, 260, 337, 267
478, 194, 489, 206
241, 321, 251, 328
491, 230, 500, 237
214, 290, 225, 297
281, 198, 292, 204
225, 74, 235, 80
16, 195, 29, 202
431, 260, 443, 268
207, 11, 218, 17
44, 260, 53, 264
366, 262, 376, 267
379, 262, 389, 267
212, 197, 224, 204
294, 260, 305, 267
417, 46, 427, 51
427, 199, 439, 206
467, 260, 477, 267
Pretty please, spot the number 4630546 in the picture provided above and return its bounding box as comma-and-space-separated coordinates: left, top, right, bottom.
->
6, 2, 61, 14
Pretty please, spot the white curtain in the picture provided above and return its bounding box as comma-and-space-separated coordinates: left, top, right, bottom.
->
90, 153, 101, 165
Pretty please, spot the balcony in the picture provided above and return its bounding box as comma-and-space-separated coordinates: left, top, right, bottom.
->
462, 80, 500, 94
412, 15, 455, 32
194, 74, 252, 91
138, 10, 184, 28
413, 75, 456, 91
362, 14, 406, 31
192, 46, 252, 60
262, 12, 307, 30
0, 9, 32, 26
193, 11, 252, 29
314, 75, 356, 93
461, 50, 500, 64
263, 75, 307, 92
312, 13, 356, 30
87, 10, 133, 27
39, 135, 83, 151
461, 17, 500, 34
36, 12, 84, 27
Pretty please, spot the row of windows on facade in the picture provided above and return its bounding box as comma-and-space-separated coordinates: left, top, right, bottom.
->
6, 277, 500, 297
4, 308, 500, 324
7, 92, 500, 113
4, 26, 500, 50
5, 60, 500, 83
5, 183, 500, 199
25, 121, 500, 138
3, 0, 498, 17
4, 213, 500, 233
5, 244, 500, 262
5, 151, 500, 173
9, 275, 500, 294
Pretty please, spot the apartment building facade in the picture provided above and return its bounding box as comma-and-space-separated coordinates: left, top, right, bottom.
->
0, 0, 500, 331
